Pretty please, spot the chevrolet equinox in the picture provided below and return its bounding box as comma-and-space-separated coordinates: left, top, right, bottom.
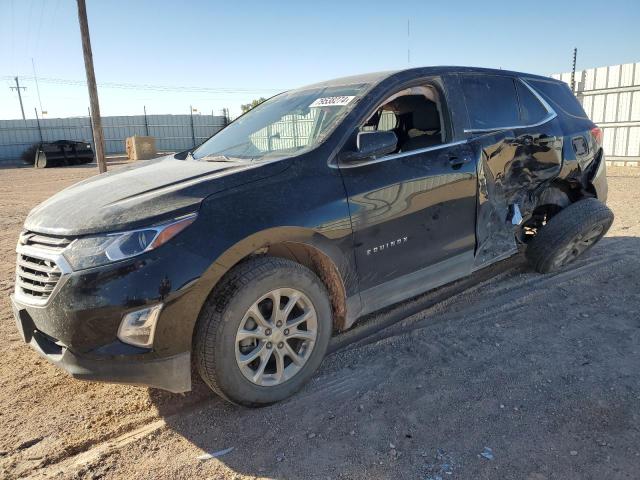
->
11, 67, 612, 406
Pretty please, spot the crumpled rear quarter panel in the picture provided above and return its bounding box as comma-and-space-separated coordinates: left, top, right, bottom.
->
472, 128, 564, 267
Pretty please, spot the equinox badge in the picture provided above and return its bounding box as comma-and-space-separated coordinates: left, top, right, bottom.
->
366, 237, 408, 255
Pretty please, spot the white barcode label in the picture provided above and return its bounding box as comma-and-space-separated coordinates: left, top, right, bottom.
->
309, 96, 355, 107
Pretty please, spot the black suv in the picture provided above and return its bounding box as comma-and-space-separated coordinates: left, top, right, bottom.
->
11, 67, 611, 406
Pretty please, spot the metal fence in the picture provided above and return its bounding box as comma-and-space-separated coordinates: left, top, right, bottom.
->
249, 109, 318, 151
0, 113, 227, 163
553, 62, 640, 166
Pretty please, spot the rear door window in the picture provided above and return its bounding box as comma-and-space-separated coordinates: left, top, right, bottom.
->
516, 81, 549, 124
461, 75, 520, 129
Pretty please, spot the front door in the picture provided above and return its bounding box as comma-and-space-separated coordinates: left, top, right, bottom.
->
340, 142, 476, 294
337, 82, 478, 314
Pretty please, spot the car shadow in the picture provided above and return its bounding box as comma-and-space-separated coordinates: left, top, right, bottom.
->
148, 236, 640, 479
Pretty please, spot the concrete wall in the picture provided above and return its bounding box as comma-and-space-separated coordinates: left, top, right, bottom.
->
0, 114, 227, 163
553, 62, 640, 167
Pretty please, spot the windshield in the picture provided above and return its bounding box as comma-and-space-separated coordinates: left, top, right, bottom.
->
192, 84, 369, 161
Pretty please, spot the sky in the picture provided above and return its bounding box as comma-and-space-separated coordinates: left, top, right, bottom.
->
1, 0, 639, 120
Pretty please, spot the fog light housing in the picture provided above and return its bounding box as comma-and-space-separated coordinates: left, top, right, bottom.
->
117, 304, 163, 348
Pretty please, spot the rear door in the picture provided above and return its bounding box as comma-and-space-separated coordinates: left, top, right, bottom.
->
338, 79, 477, 307
460, 74, 563, 267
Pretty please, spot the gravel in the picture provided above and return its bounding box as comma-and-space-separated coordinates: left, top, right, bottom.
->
1, 164, 639, 479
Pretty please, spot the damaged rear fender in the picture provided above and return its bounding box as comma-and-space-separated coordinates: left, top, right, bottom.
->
472, 128, 564, 267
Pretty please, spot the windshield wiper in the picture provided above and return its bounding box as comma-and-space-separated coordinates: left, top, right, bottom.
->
199, 154, 246, 163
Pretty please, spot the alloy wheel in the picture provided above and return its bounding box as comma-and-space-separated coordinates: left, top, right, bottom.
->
235, 288, 318, 386
552, 223, 605, 268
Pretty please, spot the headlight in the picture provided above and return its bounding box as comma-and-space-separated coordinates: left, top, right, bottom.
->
63, 213, 197, 271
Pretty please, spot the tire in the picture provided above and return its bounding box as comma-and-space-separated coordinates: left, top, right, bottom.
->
194, 256, 333, 407
526, 198, 614, 273
35, 150, 47, 168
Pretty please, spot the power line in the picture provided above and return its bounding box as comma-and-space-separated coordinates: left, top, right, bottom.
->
10, 0, 15, 73
51, 0, 61, 25
0, 75, 286, 94
31, 58, 44, 113
25, 0, 35, 58
33, 0, 46, 54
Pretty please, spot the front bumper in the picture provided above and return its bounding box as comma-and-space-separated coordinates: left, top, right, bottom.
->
11, 295, 191, 392
9, 233, 216, 393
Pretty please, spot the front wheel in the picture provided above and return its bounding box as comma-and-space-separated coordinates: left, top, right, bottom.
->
194, 256, 332, 406
525, 198, 614, 273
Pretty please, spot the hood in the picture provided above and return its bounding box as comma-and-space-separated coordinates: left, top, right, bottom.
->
25, 155, 290, 236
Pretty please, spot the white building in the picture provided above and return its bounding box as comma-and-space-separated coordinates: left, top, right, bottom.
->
553, 62, 640, 167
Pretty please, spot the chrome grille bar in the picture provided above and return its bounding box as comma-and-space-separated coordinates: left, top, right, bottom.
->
14, 231, 73, 306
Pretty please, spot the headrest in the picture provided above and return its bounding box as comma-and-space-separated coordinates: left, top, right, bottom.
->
383, 95, 440, 131
384, 95, 425, 114
412, 102, 440, 131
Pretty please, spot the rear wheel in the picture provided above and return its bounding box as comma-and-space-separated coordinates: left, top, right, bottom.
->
525, 198, 613, 273
194, 256, 332, 406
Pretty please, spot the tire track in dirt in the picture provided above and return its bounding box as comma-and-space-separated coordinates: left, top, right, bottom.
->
18, 241, 636, 478
9, 258, 523, 478
2, 166, 639, 480
343, 240, 635, 355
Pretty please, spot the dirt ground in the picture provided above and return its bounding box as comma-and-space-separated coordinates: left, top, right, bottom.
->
0, 163, 639, 480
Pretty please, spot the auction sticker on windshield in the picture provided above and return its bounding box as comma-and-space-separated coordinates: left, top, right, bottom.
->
310, 96, 355, 107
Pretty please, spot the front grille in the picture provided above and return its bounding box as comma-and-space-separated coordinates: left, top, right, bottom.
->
15, 231, 73, 304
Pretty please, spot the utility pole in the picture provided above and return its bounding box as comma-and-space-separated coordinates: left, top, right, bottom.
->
76, 0, 107, 173
570, 47, 578, 92
87, 107, 95, 150
189, 105, 196, 147
10, 77, 26, 121
143, 105, 149, 136
34, 108, 43, 142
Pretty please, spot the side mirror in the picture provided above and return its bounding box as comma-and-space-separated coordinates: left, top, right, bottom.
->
341, 131, 398, 163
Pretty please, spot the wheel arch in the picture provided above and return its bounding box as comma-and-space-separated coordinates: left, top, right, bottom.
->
191, 227, 352, 342
532, 162, 604, 219
265, 241, 348, 332
532, 181, 572, 216
519, 180, 575, 242
522, 170, 605, 243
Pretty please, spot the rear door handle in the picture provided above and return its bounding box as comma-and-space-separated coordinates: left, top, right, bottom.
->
448, 155, 470, 169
